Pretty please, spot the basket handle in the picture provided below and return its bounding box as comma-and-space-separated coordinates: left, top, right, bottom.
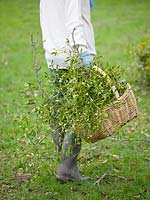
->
93, 66, 120, 100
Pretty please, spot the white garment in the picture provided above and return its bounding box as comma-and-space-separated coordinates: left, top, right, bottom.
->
40, 0, 96, 68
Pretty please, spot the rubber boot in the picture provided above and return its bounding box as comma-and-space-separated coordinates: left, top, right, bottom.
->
55, 133, 90, 181
56, 156, 90, 181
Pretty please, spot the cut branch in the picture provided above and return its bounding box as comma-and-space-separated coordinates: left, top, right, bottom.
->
108, 137, 150, 143
31, 35, 46, 98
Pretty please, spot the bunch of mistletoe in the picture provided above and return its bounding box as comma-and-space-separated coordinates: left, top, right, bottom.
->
29, 38, 127, 138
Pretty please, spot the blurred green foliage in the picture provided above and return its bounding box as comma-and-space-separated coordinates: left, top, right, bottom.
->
135, 36, 150, 86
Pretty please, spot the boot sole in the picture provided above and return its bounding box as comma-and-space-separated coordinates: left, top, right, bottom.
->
56, 174, 90, 182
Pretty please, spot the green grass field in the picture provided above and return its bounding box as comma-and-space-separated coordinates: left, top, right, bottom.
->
0, 0, 150, 199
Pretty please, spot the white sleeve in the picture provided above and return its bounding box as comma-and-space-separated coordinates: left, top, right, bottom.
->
65, 0, 88, 51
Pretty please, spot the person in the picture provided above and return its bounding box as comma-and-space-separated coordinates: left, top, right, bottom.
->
40, 0, 96, 181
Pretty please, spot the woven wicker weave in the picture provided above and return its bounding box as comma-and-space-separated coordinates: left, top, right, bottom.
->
76, 67, 138, 143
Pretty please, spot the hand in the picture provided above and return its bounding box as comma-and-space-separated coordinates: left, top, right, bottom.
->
80, 51, 93, 66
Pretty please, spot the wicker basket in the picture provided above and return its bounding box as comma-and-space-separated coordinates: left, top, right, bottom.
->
75, 67, 138, 143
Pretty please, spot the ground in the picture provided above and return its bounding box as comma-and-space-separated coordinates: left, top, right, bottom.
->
0, 0, 150, 199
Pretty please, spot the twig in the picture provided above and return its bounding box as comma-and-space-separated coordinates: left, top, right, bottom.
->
95, 173, 111, 199
31, 35, 46, 98
72, 28, 80, 55
95, 173, 108, 185
94, 173, 133, 198
95, 173, 133, 185
134, 189, 150, 199
109, 174, 133, 181
107, 137, 150, 143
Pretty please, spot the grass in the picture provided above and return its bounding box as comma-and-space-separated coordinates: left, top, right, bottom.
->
0, 0, 150, 199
